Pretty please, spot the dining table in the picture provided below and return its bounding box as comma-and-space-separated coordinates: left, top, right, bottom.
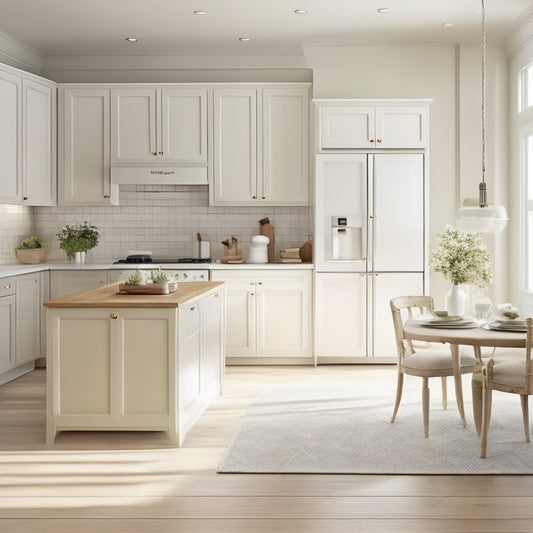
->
403, 319, 527, 430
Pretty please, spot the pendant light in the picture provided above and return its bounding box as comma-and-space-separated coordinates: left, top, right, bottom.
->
456, 0, 508, 234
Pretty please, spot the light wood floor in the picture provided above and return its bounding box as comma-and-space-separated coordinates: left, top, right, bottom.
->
2, 365, 533, 532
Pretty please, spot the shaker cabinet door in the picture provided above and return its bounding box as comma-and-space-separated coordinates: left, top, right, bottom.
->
111, 88, 157, 163
0, 70, 22, 204
60, 88, 116, 205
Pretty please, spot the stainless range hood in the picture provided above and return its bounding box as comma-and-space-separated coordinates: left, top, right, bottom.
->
111, 166, 208, 185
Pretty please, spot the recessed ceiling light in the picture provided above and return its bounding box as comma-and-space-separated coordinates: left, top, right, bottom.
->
294, 9, 308, 14
193, 10, 207, 15
442, 22, 454, 28
377, 8, 391, 14
239, 37, 251, 42
125, 37, 138, 42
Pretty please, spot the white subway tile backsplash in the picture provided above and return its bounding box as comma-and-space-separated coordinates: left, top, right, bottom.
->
0, 185, 311, 264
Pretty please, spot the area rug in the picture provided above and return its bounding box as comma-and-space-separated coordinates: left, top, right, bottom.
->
217, 380, 533, 474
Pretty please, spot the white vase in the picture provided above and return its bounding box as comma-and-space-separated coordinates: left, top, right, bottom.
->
445, 284, 466, 316
74, 251, 86, 264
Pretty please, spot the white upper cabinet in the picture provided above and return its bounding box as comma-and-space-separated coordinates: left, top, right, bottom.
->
317, 100, 429, 150
110, 87, 208, 165
59, 88, 117, 205
0, 65, 57, 206
212, 88, 257, 204
0, 69, 21, 204
22, 79, 56, 205
212, 85, 310, 206
262, 88, 309, 204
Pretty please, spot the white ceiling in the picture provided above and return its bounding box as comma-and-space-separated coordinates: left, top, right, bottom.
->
0, 0, 532, 57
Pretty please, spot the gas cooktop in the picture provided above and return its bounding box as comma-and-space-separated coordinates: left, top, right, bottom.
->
114, 255, 211, 264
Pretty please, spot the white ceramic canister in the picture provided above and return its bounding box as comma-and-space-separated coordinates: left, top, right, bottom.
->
247, 235, 270, 263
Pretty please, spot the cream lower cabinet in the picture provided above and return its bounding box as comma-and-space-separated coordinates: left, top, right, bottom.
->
0, 273, 43, 385
45, 286, 224, 445
16, 272, 41, 365
50, 270, 109, 298
0, 278, 16, 375
211, 269, 312, 363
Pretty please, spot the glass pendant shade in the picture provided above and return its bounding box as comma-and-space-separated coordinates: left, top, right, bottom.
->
456, 204, 508, 234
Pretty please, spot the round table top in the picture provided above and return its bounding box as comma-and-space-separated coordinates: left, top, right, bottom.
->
403, 319, 527, 349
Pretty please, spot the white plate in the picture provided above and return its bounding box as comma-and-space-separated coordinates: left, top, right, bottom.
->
482, 323, 528, 333
421, 322, 478, 329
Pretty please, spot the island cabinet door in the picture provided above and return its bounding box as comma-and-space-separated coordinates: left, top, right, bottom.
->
178, 302, 202, 415
46, 307, 176, 441
201, 289, 224, 393
49, 308, 113, 420
120, 309, 175, 420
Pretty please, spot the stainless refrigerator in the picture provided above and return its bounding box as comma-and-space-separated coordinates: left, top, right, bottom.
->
314, 153, 426, 360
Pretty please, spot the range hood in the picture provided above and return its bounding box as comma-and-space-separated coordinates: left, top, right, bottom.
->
111, 166, 208, 186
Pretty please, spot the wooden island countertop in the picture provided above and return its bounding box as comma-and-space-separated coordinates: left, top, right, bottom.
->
43, 281, 224, 308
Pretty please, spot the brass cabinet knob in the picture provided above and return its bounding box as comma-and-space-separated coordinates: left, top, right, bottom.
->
110, 313, 118, 319
158, 151, 163, 155
369, 139, 375, 143
377, 138, 382, 143
152, 152, 157, 156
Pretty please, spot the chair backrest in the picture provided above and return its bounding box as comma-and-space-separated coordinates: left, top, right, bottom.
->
390, 296, 435, 359
525, 318, 533, 391
487, 317, 533, 393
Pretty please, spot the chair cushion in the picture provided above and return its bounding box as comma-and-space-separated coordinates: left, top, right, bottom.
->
490, 361, 530, 389
402, 348, 477, 372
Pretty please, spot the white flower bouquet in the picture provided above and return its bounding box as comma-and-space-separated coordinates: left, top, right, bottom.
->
429, 225, 492, 287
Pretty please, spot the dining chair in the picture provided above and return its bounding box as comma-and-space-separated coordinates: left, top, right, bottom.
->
390, 295, 478, 438
472, 317, 533, 458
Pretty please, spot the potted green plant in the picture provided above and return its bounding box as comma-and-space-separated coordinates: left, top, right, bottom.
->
429, 225, 492, 316
57, 221, 100, 262
15, 236, 47, 264
125, 270, 145, 286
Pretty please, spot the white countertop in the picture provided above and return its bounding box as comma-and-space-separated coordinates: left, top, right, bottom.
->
0, 261, 314, 278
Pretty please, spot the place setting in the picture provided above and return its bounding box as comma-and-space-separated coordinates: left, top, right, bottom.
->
480, 304, 528, 333
414, 313, 479, 329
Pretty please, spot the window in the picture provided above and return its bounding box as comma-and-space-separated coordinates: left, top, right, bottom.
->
519, 63, 533, 112
520, 124, 533, 292
527, 134, 533, 290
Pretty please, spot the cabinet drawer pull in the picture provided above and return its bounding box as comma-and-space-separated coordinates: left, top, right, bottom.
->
158, 151, 163, 155
110, 313, 118, 319
152, 152, 157, 156
104, 195, 110, 199
258, 282, 263, 285
369, 139, 375, 143
190, 306, 196, 311
376, 138, 382, 143
214, 293, 219, 298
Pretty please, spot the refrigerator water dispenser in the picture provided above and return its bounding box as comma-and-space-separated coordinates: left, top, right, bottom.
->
331, 216, 363, 260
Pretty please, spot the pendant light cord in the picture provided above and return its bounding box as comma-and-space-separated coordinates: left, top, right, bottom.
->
479, 0, 488, 207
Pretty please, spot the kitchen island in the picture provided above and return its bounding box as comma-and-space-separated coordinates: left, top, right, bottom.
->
43, 281, 225, 445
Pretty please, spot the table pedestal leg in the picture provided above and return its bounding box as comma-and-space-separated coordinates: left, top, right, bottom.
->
451, 344, 467, 427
